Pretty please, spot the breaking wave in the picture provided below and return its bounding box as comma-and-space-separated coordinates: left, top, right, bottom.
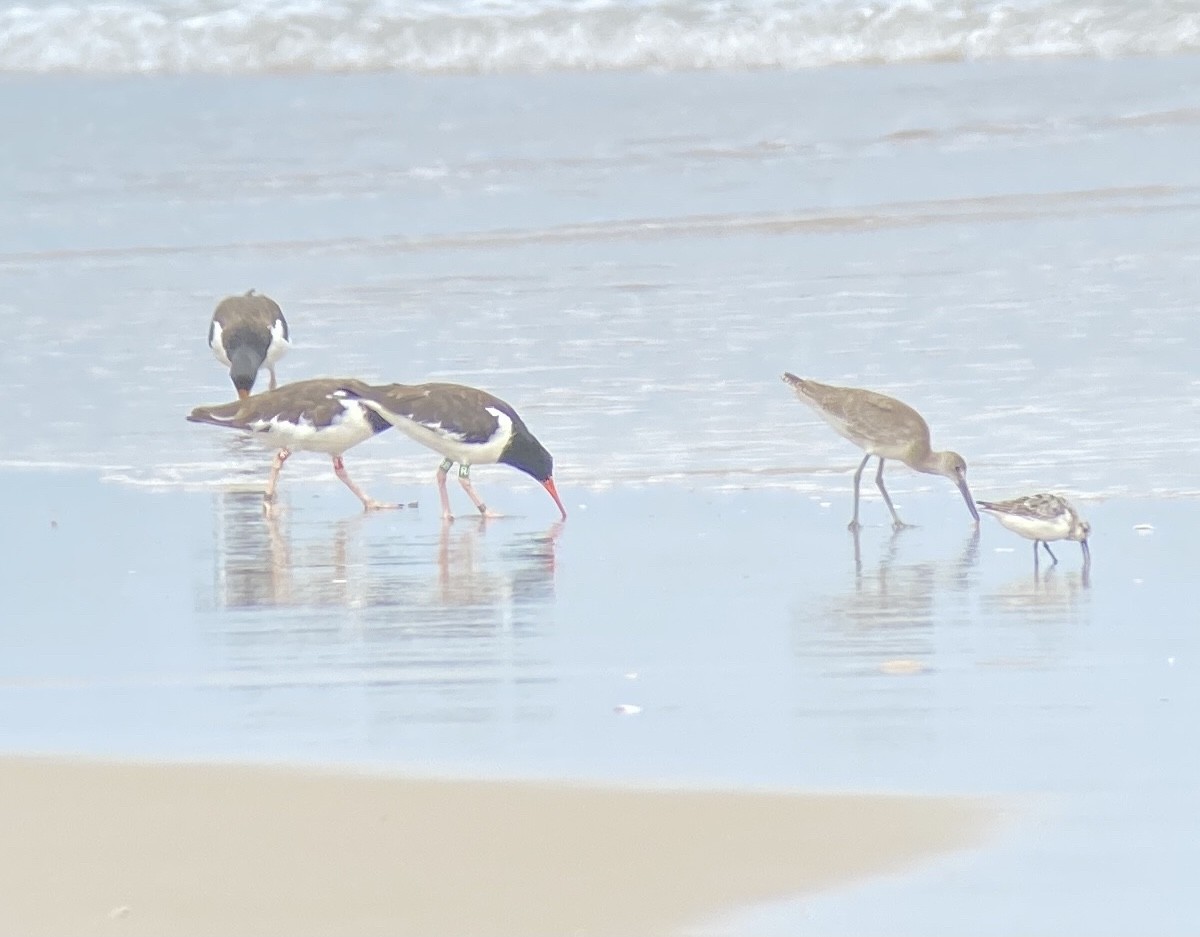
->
2, 0, 1198, 75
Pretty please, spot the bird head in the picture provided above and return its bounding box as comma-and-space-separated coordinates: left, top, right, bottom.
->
501, 430, 567, 521
935, 451, 980, 522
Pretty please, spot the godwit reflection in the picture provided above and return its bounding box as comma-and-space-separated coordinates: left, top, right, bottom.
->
793, 527, 981, 666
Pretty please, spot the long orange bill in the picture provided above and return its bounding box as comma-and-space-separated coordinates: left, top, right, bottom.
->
542, 477, 567, 521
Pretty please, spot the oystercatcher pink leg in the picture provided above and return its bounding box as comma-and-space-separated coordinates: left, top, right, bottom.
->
458, 465, 504, 519
265, 448, 291, 501
333, 455, 399, 512
436, 459, 454, 520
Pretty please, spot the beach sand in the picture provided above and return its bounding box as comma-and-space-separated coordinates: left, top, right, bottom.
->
0, 756, 989, 937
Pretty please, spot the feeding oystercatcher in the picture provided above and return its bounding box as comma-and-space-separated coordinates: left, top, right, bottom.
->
977, 493, 1091, 569
782, 372, 978, 530
187, 378, 403, 511
208, 290, 291, 399
357, 381, 567, 521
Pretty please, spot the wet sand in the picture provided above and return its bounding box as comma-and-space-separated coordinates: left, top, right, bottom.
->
0, 756, 989, 937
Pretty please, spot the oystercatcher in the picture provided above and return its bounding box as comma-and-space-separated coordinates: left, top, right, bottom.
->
977, 493, 1091, 568
782, 372, 979, 530
187, 378, 402, 511
208, 290, 291, 399
358, 382, 567, 521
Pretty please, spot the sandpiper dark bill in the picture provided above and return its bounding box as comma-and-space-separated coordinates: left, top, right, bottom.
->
187, 378, 403, 512
977, 493, 1091, 569
782, 372, 979, 530
358, 382, 567, 522
208, 290, 291, 399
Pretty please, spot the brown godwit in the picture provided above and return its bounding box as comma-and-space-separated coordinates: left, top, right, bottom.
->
782, 372, 979, 530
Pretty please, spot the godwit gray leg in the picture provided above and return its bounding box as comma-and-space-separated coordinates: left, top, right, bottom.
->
875, 458, 910, 530
1041, 541, 1058, 565
849, 453, 871, 530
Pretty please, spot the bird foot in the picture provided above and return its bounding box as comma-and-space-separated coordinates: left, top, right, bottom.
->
363, 500, 410, 512
891, 520, 916, 531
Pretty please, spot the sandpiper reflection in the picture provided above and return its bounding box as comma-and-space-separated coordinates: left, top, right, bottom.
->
981, 559, 1092, 621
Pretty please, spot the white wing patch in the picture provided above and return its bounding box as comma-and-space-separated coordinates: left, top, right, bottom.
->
209, 319, 231, 367
243, 396, 378, 454
385, 404, 514, 466
264, 317, 291, 366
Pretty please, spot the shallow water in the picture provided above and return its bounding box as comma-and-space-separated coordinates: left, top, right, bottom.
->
7, 472, 1199, 933
4, 58, 1200, 499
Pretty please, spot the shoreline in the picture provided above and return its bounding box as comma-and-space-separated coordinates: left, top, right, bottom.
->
0, 755, 993, 937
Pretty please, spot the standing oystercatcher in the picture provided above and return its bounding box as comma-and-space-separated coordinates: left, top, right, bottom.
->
977, 493, 1091, 569
208, 290, 291, 399
358, 381, 567, 521
187, 378, 402, 511
782, 372, 979, 530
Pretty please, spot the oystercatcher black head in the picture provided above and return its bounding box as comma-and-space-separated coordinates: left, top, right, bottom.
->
227, 338, 269, 399
208, 290, 291, 399
358, 381, 567, 521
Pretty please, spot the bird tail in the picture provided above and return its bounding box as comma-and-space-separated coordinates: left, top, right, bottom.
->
975, 500, 998, 511
781, 372, 809, 392
187, 400, 246, 427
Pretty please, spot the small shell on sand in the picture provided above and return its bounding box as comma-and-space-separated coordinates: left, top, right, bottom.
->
879, 659, 926, 676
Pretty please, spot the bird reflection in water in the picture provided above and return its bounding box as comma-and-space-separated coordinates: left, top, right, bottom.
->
205, 491, 560, 623
201, 492, 561, 732
435, 518, 562, 610
981, 558, 1091, 622
792, 526, 981, 670
844, 524, 981, 626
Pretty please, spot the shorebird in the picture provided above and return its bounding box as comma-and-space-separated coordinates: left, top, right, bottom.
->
187, 378, 403, 511
977, 493, 1090, 568
782, 372, 979, 530
357, 381, 567, 522
208, 289, 291, 399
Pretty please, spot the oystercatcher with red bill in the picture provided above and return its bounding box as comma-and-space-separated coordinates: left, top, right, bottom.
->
208, 289, 291, 399
187, 378, 404, 512
358, 382, 567, 521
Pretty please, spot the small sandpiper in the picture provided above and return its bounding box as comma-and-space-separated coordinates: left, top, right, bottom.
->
208, 289, 291, 399
357, 381, 567, 522
977, 493, 1090, 568
782, 372, 979, 530
187, 378, 403, 512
